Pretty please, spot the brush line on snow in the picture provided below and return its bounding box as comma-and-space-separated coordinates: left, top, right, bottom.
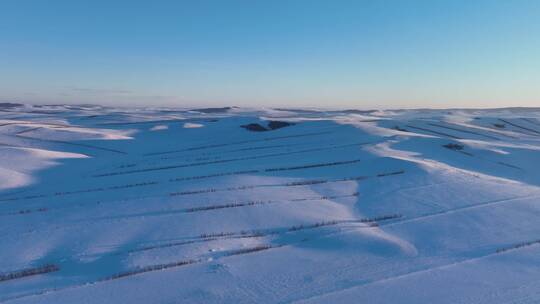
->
127, 213, 399, 255
495, 238, 540, 254
427, 123, 500, 140
405, 125, 462, 139
14, 134, 127, 154
142, 139, 338, 166
170, 171, 403, 196
93, 142, 371, 177
521, 117, 540, 127
102, 260, 199, 281
143, 129, 338, 156
185, 192, 359, 213
0, 158, 363, 203
498, 118, 540, 136
0, 264, 59, 282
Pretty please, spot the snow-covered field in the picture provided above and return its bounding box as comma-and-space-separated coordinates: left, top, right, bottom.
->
1, 104, 540, 303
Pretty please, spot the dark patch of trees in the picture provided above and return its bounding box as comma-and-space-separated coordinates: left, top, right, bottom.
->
443, 143, 465, 151
241, 121, 295, 132
191, 107, 231, 113
393, 126, 409, 132
268, 121, 294, 130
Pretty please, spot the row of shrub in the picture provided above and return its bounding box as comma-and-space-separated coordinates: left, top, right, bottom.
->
144, 129, 335, 156
97, 140, 367, 177
496, 238, 540, 254
226, 245, 274, 256
0, 181, 158, 203
428, 123, 500, 140
264, 159, 361, 172
3, 142, 371, 203
2, 170, 398, 218
499, 118, 540, 136
126, 239, 203, 254
126, 212, 399, 256
16, 133, 127, 155
185, 201, 266, 213
170, 177, 331, 196
104, 260, 199, 281
0, 264, 59, 282
288, 214, 402, 232
170, 169, 258, 182
405, 125, 462, 139
111, 245, 277, 281
170, 173, 403, 197
377, 170, 405, 177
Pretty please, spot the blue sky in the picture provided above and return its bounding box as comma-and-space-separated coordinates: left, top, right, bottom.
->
1, 0, 539, 108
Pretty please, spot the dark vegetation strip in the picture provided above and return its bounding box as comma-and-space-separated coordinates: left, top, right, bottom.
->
499, 119, 540, 136
185, 201, 267, 212
1, 207, 49, 216
170, 171, 404, 196
0, 214, 399, 300
448, 122, 519, 139
125, 193, 360, 253
15, 127, 42, 135
0, 121, 70, 127
0, 158, 366, 203
102, 260, 199, 281
196, 216, 402, 240
15, 134, 127, 154
0, 181, 159, 203
170, 176, 367, 196
143, 129, 337, 156
54, 182, 160, 197
95, 118, 187, 126
0, 184, 359, 218
185, 192, 359, 213
113, 194, 360, 254
377, 170, 405, 177
128, 213, 400, 254
496, 161, 522, 170
405, 125, 462, 139
119, 139, 336, 169
0, 264, 59, 282
156, 140, 318, 161
203, 216, 401, 241
427, 123, 500, 140
264, 159, 361, 172
170, 170, 259, 182
496, 238, 540, 254
224, 143, 295, 153
109, 244, 276, 282
225, 245, 275, 256
94, 142, 370, 177
442, 143, 522, 169
126, 239, 216, 254
522, 118, 540, 127
288, 214, 401, 232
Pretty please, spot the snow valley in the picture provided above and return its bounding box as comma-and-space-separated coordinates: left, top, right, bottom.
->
1, 104, 540, 303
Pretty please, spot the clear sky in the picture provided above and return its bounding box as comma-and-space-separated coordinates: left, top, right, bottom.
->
1, 0, 539, 109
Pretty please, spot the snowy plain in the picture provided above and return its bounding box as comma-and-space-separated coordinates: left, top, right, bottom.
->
1, 104, 540, 303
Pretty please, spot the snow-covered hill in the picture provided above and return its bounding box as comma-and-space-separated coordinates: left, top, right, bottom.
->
1, 104, 540, 303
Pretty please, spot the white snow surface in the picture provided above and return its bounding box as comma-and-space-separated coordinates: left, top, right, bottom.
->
1, 105, 540, 303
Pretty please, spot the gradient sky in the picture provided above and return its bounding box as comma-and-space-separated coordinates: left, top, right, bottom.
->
1, 0, 539, 109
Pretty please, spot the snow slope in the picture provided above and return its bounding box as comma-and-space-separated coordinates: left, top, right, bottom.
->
1, 104, 540, 303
